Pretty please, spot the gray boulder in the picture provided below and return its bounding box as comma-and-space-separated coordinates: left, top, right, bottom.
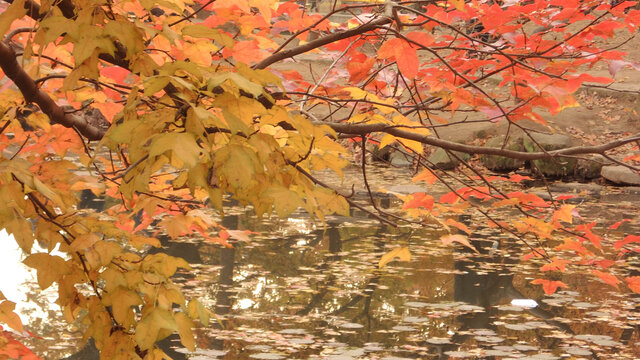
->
574, 155, 613, 180
480, 135, 525, 171
428, 148, 470, 170
523, 133, 575, 177
601, 165, 640, 186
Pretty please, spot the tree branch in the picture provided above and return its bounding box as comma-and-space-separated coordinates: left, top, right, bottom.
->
0, 42, 106, 140
323, 122, 640, 160
253, 16, 393, 70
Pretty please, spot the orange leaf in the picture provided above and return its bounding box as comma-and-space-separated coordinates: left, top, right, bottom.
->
378, 38, 419, 80
412, 168, 438, 185
540, 257, 569, 272
626, 276, 640, 293
591, 270, 620, 289
522, 248, 546, 261
440, 234, 478, 253
609, 219, 630, 230
614, 235, 640, 250
444, 218, 470, 234
346, 57, 375, 83
531, 279, 567, 295
552, 204, 575, 225
402, 193, 434, 211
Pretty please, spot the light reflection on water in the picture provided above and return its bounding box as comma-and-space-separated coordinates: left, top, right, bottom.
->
3, 167, 640, 359
0, 229, 60, 322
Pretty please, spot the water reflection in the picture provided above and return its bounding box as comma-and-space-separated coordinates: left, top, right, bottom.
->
5, 168, 640, 359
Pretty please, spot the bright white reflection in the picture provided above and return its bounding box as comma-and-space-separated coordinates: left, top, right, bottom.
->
0, 229, 61, 322
511, 298, 538, 309
236, 298, 255, 310
252, 277, 266, 296
286, 218, 313, 235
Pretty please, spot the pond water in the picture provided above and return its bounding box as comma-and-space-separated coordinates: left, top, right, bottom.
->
4, 166, 640, 359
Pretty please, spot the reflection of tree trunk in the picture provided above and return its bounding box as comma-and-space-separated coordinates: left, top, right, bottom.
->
441, 215, 573, 357
296, 225, 341, 315
215, 247, 236, 317
620, 260, 640, 344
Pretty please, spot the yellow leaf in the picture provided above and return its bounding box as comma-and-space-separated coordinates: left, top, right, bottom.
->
188, 300, 210, 326
264, 186, 303, 217
148, 132, 204, 169
175, 312, 196, 351
552, 204, 575, 224
142, 253, 191, 278
379, 247, 411, 269
103, 286, 142, 325
23, 253, 71, 290
440, 234, 478, 253
398, 138, 424, 154
449, 0, 465, 11
0, 301, 23, 333
0, 0, 27, 38
135, 308, 177, 350
33, 176, 66, 208
342, 87, 395, 114
379, 134, 397, 150
129, 235, 161, 250
70, 233, 100, 252
248, 0, 275, 23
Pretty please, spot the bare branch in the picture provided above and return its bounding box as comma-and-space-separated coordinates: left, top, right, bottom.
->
322, 121, 640, 161
253, 16, 393, 70
0, 42, 106, 140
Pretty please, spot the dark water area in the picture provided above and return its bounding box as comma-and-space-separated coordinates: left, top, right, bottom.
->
12, 168, 640, 359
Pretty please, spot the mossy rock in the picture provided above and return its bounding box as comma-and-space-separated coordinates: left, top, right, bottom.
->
428, 148, 470, 170
523, 133, 575, 177
575, 155, 611, 180
480, 135, 525, 171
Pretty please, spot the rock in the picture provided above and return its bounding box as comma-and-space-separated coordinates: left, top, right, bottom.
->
480, 135, 525, 171
387, 184, 429, 194
601, 165, 640, 186
574, 155, 612, 180
427, 148, 470, 170
523, 133, 575, 177
389, 150, 413, 167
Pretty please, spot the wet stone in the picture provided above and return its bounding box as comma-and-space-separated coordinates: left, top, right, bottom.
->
249, 353, 286, 359
278, 328, 308, 335
404, 301, 429, 308
426, 337, 451, 345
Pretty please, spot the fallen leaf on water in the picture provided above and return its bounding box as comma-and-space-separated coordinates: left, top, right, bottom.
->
379, 247, 411, 269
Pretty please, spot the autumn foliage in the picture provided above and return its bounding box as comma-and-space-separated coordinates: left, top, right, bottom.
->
1, 0, 640, 357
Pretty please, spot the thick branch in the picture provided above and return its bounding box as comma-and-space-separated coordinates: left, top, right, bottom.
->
253, 16, 393, 70
324, 122, 640, 160
0, 42, 106, 140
